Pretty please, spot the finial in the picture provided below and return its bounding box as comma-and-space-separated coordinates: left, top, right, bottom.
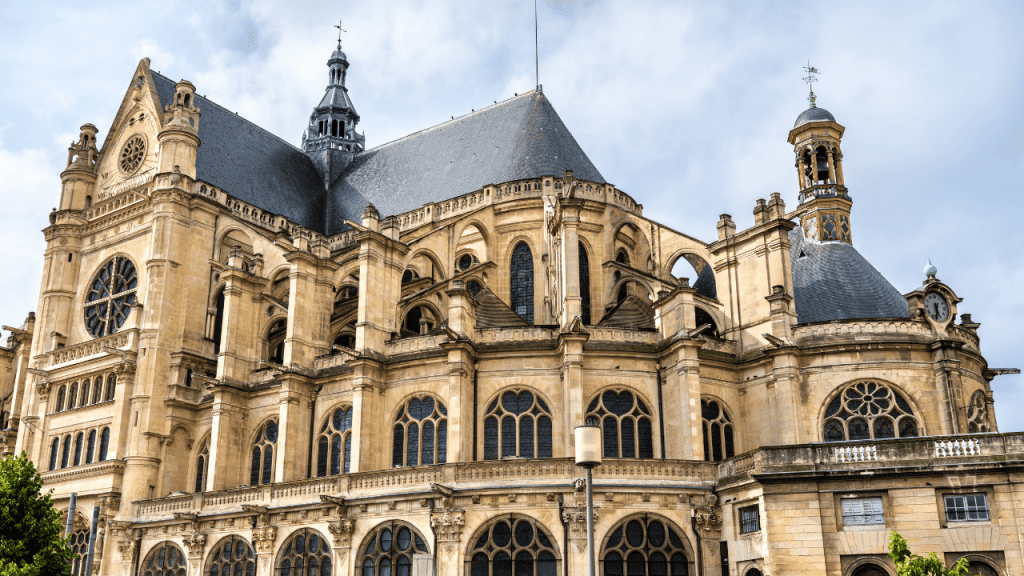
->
334, 19, 346, 48
803, 61, 820, 108
924, 259, 938, 279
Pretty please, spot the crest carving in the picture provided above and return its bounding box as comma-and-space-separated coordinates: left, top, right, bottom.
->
691, 493, 722, 538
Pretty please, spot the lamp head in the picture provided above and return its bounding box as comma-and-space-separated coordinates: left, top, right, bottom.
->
575, 417, 602, 468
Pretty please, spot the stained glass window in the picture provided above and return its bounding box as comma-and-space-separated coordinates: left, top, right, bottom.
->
510, 243, 534, 324
69, 527, 90, 576
61, 435, 71, 468
86, 430, 96, 464
49, 438, 59, 471
99, 427, 110, 460
277, 529, 332, 576
822, 382, 919, 442
483, 390, 553, 460
55, 386, 66, 413
359, 521, 429, 576
586, 390, 654, 459
701, 399, 735, 462
84, 256, 138, 337
318, 407, 353, 476
250, 419, 278, 485
393, 397, 447, 467
579, 243, 591, 325
601, 517, 689, 576
205, 537, 255, 576
105, 374, 117, 402
468, 516, 558, 576
142, 542, 187, 576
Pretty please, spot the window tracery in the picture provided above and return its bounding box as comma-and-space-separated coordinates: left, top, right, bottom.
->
586, 390, 654, 459
205, 537, 256, 576
483, 390, 553, 460
967, 392, 991, 433
510, 243, 534, 324
250, 419, 278, 485
119, 134, 147, 174
701, 399, 735, 462
392, 396, 447, 467
468, 516, 558, 576
822, 382, 919, 442
69, 526, 90, 576
601, 516, 690, 576
277, 529, 332, 576
84, 256, 138, 337
358, 521, 429, 576
317, 407, 353, 476
143, 542, 187, 576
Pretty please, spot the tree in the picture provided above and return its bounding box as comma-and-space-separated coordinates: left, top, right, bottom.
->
0, 452, 75, 576
888, 531, 970, 576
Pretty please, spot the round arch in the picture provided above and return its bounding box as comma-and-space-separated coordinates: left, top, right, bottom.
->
404, 248, 447, 281
213, 226, 254, 263
140, 541, 187, 576
818, 379, 926, 443
274, 528, 332, 576
700, 396, 737, 461
480, 387, 556, 460
954, 554, 1003, 576
606, 274, 657, 305
203, 535, 255, 576
452, 218, 493, 263
844, 557, 894, 576
665, 250, 717, 301
465, 513, 561, 576
599, 513, 695, 576
357, 520, 431, 575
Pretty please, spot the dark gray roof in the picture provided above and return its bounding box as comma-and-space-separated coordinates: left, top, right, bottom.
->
318, 85, 356, 114
789, 226, 909, 324
325, 89, 606, 234
473, 287, 529, 329
794, 106, 836, 128
598, 295, 656, 330
151, 73, 326, 231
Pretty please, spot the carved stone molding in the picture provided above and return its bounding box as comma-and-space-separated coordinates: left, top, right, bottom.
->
560, 509, 598, 553
183, 532, 207, 559
252, 525, 277, 554
430, 509, 465, 558
118, 539, 137, 562
690, 493, 722, 540
328, 516, 355, 548
36, 379, 51, 400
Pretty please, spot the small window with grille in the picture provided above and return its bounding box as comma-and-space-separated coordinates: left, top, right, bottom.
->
842, 497, 884, 526
944, 494, 989, 522
739, 505, 760, 534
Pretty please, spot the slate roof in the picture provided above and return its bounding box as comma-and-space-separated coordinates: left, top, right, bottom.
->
151, 73, 327, 231
789, 226, 909, 324
318, 85, 357, 114
325, 89, 606, 234
794, 106, 837, 128
473, 287, 529, 329
598, 295, 657, 330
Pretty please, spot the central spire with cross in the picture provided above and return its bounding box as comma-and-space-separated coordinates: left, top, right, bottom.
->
802, 62, 820, 107
334, 18, 346, 47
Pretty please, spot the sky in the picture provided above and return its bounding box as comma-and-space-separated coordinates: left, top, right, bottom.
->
0, 1, 1021, 431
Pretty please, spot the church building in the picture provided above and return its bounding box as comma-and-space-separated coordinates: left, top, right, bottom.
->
0, 39, 1021, 576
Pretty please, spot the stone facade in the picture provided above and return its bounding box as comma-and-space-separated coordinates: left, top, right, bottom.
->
0, 46, 1021, 576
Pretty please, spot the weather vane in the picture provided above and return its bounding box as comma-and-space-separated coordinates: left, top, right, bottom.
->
334, 19, 346, 46
802, 61, 820, 107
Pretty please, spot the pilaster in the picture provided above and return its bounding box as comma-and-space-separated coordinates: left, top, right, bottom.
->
283, 245, 339, 367
559, 332, 588, 458
348, 358, 383, 472
275, 375, 313, 482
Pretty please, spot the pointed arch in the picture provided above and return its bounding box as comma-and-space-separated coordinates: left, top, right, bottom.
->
358, 520, 431, 574
465, 514, 560, 576
509, 241, 535, 324
600, 514, 694, 576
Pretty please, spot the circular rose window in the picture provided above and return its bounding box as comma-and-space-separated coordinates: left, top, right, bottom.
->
119, 135, 146, 174
84, 256, 138, 337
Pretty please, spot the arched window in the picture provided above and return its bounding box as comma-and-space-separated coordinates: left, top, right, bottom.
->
467, 280, 483, 297
49, 438, 59, 471
84, 256, 138, 337
468, 516, 558, 576
61, 435, 71, 468
99, 427, 110, 461
69, 526, 90, 576
744, 569, 763, 576
195, 439, 210, 493
205, 536, 255, 576
317, 407, 353, 476
105, 374, 117, 402
616, 250, 630, 266
694, 307, 719, 338
250, 419, 278, 485
55, 386, 66, 412
851, 564, 888, 576
334, 333, 355, 349
392, 396, 447, 467
579, 243, 591, 325
967, 392, 992, 433
80, 380, 91, 407
93, 376, 104, 404
73, 432, 84, 466
68, 382, 78, 410
510, 242, 534, 324
586, 390, 654, 459
822, 382, 920, 442
358, 521, 429, 576
212, 288, 226, 354
403, 306, 435, 336
701, 399, 735, 462
401, 270, 419, 284
601, 516, 690, 576
456, 253, 479, 272
86, 430, 96, 464
142, 542, 187, 576
964, 560, 999, 576
267, 319, 286, 364
278, 529, 332, 576
483, 390, 553, 460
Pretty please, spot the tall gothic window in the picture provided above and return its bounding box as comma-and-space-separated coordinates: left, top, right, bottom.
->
99, 427, 110, 461
73, 432, 84, 466
68, 382, 78, 410
483, 390, 553, 460
61, 435, 71, 468
586, 390, 654, 459
55, 385, 66, 412
510, 242, 534, 324
701, 399, 735, 462
69, 526, 90, 576
468, 516, 558, 576
49, 438, 59, 471
966, 392, 992, 433
206, 536, 255, 576
86, 430, 96, 464
250, 419, 278, 485
195, 439, 210, 493
105, 374, 117, 402
579, 243, 591, 325
822, 382, 919, 442
277, 529, 332, 576
93, 376, 104, 404
601, 516, 690, 576
358, 521, 429, 576
318, 407, 353, 476
80, 380, 91, 407
84, 256, 138, 337
142, 542, 187, 576
392, 396, 447, 467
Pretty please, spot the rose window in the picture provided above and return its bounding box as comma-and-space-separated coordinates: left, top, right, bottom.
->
119, 135, 147, 174
823, 381, 919, 442
84, 256, 138, 337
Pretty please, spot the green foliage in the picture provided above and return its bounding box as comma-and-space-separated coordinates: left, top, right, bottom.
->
888, 531, 970, 576
0, 452, 76, 576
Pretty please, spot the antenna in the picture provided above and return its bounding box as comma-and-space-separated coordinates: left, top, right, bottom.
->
535, 0, 540, 89
802, 61, 821, 107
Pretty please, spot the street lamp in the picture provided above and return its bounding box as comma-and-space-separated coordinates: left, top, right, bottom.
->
575, 417, 602, 576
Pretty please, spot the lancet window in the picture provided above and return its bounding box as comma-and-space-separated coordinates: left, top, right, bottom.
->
142, 542, 187, 576
510, 242, 534, 324
579, 242, 592, 325
194, 439, 210, 493
586, 390, 655, 459
701, 399, 735, 462
601, 516, 690, 576
52, 426, 109, 470
483, 390, 553, 460
822, 381, 920, 442
317, 406, 353, 476
468, 516, 558, 576
205, 537, 255, 576
358, 521, 429, 576
277, 529, 332, 576
392, 396, 447, 467
84, 256, 138, 337
250, 419, 278, 485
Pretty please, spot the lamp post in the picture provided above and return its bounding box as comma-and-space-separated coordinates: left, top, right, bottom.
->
575, 418, 602, 576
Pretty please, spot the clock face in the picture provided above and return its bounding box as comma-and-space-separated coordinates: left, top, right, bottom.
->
924, 293, 950, 322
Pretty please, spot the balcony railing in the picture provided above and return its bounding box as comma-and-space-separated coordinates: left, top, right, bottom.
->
798, 183, 849, 203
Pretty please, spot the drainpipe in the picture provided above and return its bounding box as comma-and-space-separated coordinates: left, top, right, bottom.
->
558, 494, 569, 576
84, 506, 100, 576
472, 364, 479, 461
306, 385, 323, 478
691, 512, 703, 576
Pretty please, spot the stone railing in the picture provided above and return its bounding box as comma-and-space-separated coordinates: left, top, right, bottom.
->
193, 181, 291, 234
312, 353, 351, 371
48, 329, 138, 369
135, 494, 196, 517
84, 190, 150, 221
798, 183, 849, 204
793, 319, 930, 342
586, 327, 660, 345
475, 327, 558, 344
386, 334, 449, 356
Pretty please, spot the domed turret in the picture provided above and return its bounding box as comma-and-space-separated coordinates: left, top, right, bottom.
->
794, 106, 836, 128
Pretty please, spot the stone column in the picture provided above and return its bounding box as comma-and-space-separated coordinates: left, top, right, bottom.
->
430, 506, 464, 574
557, 199, 585, 326
834, 153, 845, 185
692, 494, 723, 576
275, 376, 312, 482
215, 268, 266, 384
206, 386, 247, 490
809, 151, 818, 186
826, 149, 837, 183
559, 333, 587, 458
348, 360, 383, 472
796, 157, 807, 190
247, 508, 277, 576
444, 282, 477, 461
328, 515, 355, 575
282, 245, 337, 366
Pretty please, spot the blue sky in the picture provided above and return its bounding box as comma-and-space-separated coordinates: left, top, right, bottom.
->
1, 1, 1021, 431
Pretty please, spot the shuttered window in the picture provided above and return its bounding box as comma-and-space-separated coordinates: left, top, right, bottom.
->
841, 497, 884, 526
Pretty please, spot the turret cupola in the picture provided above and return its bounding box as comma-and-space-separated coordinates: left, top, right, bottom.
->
302, 30, 365, 188
788, 64, 852, 244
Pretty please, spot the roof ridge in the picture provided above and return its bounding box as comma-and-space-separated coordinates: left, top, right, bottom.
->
360, 89, 540, 154
151, 71, 304, 154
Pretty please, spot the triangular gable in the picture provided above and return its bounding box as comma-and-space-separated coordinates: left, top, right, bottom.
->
599, 294, 657, 330
474, 287, 529, 329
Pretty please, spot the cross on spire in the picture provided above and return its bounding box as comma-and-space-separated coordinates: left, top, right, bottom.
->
802, 61, 821, 107
334, 19, 346, 47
